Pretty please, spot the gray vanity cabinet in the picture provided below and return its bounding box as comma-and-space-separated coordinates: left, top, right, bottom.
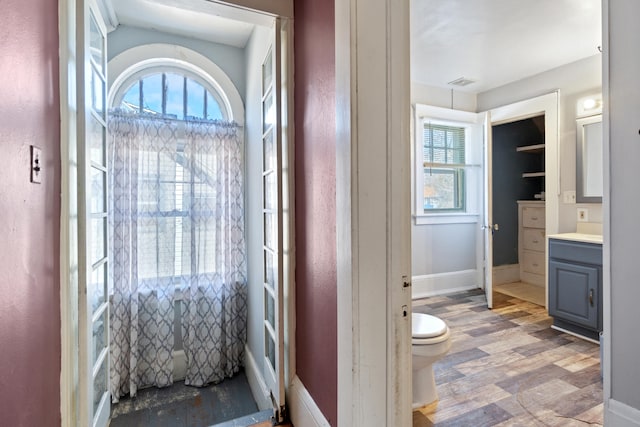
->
548, 238, 602, 341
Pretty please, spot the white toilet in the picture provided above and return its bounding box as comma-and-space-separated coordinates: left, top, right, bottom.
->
412, 312, 452, 408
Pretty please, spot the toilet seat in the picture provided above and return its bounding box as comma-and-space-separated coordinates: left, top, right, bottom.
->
412, 313, 449, 345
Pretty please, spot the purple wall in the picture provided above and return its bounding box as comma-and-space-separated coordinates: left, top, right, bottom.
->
293, 0, 337, 425
0, 0, 61, 425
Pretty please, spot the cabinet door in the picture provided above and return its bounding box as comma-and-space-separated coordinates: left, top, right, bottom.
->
548, 259, 599, 329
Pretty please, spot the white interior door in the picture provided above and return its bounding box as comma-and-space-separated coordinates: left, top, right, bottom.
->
483, 112, 494, 309
261, 19, 286, 422
78, 1, 110, 426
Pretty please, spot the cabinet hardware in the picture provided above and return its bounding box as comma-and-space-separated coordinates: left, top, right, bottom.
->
589, 289, 594, 306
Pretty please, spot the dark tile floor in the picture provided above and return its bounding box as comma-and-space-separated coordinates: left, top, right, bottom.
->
110, 370, 261, 427
412, 290, 603, 427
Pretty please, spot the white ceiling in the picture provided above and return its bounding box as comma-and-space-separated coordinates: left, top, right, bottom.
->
109, 0, 265, 48
411, 0, 602, 93
108, 0, 601, 93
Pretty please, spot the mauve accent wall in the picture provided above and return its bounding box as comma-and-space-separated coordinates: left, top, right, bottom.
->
0, 0, 61, 425
294, 0, 337, 425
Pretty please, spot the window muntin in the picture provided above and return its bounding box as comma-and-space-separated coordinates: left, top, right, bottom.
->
422, 123, 466, 212
117, 70, 227, 121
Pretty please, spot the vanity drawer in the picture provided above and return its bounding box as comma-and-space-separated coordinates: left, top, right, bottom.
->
522, 207, 545, 228
523, 229, 545, 252
522, 250, 545, 275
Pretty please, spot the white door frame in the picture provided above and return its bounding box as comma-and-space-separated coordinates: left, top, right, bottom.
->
336, 0, 413, 425
487, 92, 560, 308
59, 1, 294, 426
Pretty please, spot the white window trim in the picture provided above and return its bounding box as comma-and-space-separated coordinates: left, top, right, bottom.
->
107, 43, 244, 124
414, 104, 482, 225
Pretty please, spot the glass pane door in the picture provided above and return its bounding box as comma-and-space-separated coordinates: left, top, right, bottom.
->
261, 30, 286, 421
80, 3, 110, 426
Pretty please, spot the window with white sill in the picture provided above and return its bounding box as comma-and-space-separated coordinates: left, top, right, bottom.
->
414, 105, 483, 225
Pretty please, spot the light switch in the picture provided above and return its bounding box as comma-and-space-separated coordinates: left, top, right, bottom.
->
563, 190, 576, 204
30, 145, 42, 184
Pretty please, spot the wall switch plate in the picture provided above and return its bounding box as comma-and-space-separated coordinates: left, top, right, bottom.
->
563, 190, 576, 204
577, 208, 589, 222
30, 145, 42, 184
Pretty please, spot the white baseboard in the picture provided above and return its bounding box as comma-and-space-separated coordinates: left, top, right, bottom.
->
492, 264, 520, 285
411, 269, 479, 299
607, 399, 640, 426
289, 376, 330, 427
244, 345, 272, 411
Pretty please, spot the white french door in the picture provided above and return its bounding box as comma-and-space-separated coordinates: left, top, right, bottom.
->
78, 1, 110, 426
482, 112, 494, 309
261, 19, 287, 422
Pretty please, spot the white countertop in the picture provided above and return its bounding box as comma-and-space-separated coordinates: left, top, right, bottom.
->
548, 232, 603, 245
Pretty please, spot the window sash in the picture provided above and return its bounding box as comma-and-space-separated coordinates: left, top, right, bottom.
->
422, 167, 465, 212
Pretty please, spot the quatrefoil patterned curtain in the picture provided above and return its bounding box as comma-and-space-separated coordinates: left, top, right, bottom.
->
108, 111, 247, 402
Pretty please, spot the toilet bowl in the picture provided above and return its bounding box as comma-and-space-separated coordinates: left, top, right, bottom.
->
412, 312, 451, 409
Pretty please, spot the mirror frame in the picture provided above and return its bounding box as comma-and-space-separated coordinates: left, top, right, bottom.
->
576, 114, 603, 203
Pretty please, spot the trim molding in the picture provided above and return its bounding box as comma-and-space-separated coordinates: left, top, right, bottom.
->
412, 269, 478, 299
244, 345, 272, 411
289, 376, 330, 427
607, 399, 640, 426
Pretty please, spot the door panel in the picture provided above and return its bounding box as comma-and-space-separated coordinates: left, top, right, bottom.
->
261, 19, 286, 422
483, 112, 494, 308
79, 1, 110, 426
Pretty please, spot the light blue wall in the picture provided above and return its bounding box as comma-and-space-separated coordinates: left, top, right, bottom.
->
108, 25, 247, 102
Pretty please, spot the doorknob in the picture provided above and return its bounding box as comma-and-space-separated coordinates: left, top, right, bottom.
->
482, 224, 499, 235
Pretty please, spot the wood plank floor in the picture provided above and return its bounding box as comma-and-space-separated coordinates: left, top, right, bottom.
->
412, 290, 603, 427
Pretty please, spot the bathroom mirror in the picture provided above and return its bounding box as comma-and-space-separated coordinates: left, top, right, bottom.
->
576, 114, 603, 203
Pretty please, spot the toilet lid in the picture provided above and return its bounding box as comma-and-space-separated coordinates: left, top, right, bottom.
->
412, 313, 447, 338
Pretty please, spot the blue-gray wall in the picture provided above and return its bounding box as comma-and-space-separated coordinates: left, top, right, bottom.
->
108, 25, 247, 102
492, 117, 544, 266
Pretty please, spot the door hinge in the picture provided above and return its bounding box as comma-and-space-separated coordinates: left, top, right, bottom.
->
402, 275, 411, 289
272, 404, 288, 425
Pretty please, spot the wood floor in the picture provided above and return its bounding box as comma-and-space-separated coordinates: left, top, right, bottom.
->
412, 289, 603, 427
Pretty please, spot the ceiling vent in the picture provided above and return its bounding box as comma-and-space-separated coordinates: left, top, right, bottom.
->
447, 77, 476, 87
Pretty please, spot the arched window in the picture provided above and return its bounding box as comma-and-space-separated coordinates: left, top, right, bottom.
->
116, 69, 229, 120
107, 44, 244, 123
114, 69, 227, 121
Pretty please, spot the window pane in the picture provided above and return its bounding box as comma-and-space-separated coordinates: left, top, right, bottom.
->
93, 358, 107, 418
206, 92, 224, 121
89, 114, 105, 165
265, 330, 276, 372
423, 124, 465, 164
91, 67, 105, 118
141, 74, 162, 115
423, 168, 464, 210
90, 263, 106, 313
91, 217, 106, 263
265, 288, 275, 330
92, 308, 107, 366
186, 79, 205, 119
90, 167, 105, 214
89, 14, 104, 73
262, 49, 273, 93
165, 73, 185, 119
263, 91, 275, 133
121, 81, 140, 112
264, 250, 275, 289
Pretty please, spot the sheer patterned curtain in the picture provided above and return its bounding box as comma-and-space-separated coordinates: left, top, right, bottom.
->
108, 111, 247, 401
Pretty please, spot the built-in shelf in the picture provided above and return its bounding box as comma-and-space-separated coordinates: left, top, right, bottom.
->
516, 143, 545, 153
522, 172, 545, 178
